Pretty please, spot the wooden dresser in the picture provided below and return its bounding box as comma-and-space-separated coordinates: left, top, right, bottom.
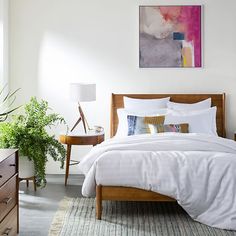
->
0, 149, 19, 236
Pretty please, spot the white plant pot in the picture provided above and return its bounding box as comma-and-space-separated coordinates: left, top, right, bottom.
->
19, 156, 35, 178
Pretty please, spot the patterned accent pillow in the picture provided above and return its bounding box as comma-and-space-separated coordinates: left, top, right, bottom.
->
156, 123, 189, 133
127, 115, 165, 136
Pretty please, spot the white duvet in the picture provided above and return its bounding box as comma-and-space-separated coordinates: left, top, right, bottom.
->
78, 133, 236, 230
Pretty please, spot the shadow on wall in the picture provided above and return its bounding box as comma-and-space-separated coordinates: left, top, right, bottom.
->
10, 0, 136, 133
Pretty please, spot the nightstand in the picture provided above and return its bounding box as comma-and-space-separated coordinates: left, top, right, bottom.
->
59, 131, 104, 186
234, 133, 236, 141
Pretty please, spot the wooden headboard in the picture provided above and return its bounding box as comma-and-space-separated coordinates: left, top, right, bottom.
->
110, 93, 226, 138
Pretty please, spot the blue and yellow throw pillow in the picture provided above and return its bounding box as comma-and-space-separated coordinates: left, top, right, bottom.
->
127, 115, 165, 136
127, 115, 189, 136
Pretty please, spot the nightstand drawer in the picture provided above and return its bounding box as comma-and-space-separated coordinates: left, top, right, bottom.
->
0, 154, 17, 187
0, 205, 17, 236
0, 176, 17, 222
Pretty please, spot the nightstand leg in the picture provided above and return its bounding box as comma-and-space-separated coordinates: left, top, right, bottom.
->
65, 144, 71, 186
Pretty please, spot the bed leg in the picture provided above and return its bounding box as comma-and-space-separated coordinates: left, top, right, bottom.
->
96, 185, 102, 220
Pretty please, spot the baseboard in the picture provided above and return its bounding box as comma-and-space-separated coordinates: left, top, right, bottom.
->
46, 174, 85, 186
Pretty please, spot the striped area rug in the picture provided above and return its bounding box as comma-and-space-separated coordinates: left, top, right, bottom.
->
49, 197, 236, 236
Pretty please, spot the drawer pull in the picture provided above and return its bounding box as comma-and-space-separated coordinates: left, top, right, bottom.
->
9, 164, 16, 167
2, 227, 12, 235
0, 175, 2, 178
0, 197, 12, 205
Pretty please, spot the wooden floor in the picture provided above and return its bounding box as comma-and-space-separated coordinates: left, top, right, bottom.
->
19, 175, 83, 236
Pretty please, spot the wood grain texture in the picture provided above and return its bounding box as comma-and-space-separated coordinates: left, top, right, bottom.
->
0, 150, 19, 234
0, 154, 17, 189
96, 185, 175, 219
59, 134, 105, 186
110, 93, 226, 138
0, 206, 17, 236
101, 186, 175, 201
0, 149, 18, 163
0, 175, 17, 222
96, 185, 102, 220
59, 134, 104, 145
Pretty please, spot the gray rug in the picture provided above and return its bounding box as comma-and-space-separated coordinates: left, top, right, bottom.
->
49, 197, 236, 236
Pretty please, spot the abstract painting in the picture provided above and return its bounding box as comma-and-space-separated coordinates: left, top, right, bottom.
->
139, 6, 202, 68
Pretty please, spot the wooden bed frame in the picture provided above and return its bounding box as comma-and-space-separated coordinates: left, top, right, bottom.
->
96, 93, 226, 219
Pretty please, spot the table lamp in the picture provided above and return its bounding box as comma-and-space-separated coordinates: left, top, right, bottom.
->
70, 83, 96, 133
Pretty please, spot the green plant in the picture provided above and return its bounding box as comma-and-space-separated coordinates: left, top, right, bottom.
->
0, 84, 20, 122
0, 97, 66, 187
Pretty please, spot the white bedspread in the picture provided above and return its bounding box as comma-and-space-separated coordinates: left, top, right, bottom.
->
78, 133, 236, 230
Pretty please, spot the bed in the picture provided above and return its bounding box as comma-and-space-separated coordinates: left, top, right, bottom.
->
97, 93, 226, 217
78, 93, 236, 230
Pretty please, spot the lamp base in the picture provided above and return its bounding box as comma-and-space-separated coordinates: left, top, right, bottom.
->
70, 104, 89, 133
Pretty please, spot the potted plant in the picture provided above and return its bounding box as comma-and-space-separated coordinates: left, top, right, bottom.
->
0, 97, 66, 187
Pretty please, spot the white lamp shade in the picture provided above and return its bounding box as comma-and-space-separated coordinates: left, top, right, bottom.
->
70, 83, 96, 102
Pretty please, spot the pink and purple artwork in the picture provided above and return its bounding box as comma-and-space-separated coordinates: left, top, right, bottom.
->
139, 6, 202, 68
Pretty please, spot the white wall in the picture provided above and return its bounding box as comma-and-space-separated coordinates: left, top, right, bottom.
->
9, 0, 236, 174
0, 0, 8, 86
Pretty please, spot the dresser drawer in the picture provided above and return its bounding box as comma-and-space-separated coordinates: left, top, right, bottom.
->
0, 176, 17, 222
0, 154, 17, 187
0, 205, 17, 236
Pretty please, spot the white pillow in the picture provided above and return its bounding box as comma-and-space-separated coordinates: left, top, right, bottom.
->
124, 96, 170, 110
115, 108, 170, 138
164, 107, 217, 135
167, 98, 211, 111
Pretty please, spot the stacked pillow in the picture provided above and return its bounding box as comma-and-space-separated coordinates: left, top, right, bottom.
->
167, 98, 211, 111
124, 96, 170, 110
115, 97, 217, 137
165, 107, 217, 135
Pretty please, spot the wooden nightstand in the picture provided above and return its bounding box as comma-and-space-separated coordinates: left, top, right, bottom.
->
59, 132, 104, 186
234, 133, 236, 141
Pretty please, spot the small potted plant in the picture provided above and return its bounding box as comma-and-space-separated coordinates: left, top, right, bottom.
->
0, 97, 66, 187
